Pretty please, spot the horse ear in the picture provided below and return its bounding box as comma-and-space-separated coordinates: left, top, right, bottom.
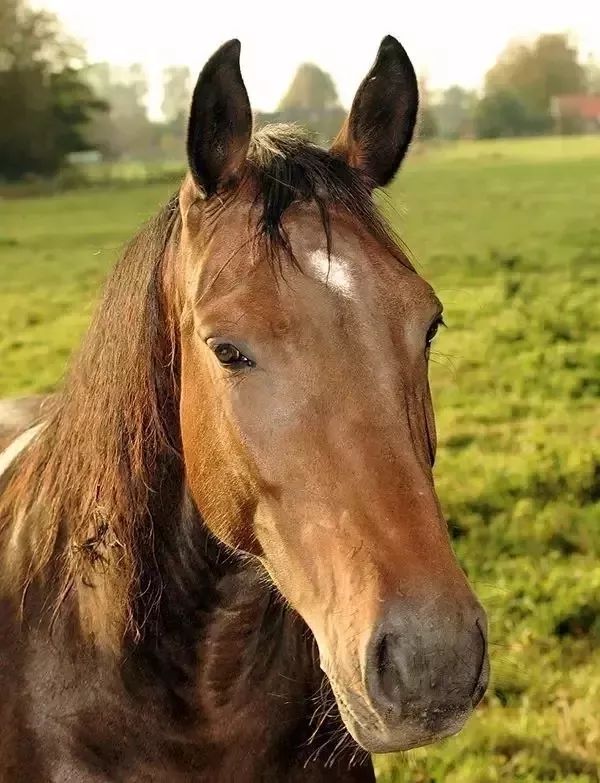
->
186, 39, 252, 197
330, 35, 418, 188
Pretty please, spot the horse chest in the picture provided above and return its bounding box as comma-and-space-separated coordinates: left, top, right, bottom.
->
1, 608, 374, 782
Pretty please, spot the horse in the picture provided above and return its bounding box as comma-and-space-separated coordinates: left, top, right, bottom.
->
0, 36, 489, 782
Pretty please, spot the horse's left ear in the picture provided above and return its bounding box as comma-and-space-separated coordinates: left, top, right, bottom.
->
330, 35, 418, 188
186, 39, 252, 198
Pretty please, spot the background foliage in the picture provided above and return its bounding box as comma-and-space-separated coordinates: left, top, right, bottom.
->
0, 0, 104, 179
3, 0, 600, 183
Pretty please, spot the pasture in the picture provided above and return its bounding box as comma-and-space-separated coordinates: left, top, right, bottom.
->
2, 135, 600, 781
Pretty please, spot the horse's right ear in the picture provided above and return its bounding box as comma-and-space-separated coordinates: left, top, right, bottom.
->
186, 39, 252, 198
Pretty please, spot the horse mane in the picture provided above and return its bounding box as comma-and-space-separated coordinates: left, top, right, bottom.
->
0, 195, 183, 638
0, 125, 409, 642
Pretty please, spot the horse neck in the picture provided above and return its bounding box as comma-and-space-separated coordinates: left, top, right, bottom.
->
121, 484, 322, 728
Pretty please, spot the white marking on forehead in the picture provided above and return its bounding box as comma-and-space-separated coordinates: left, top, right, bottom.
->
0, 423, 43, 481
308, 249, 356, 299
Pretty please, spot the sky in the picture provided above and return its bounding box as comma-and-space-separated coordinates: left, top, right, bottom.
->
35, 0, 600, 119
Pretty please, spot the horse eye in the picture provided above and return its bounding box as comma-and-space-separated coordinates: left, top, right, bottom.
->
426, 317, 445, 348
212, 342, 255, 369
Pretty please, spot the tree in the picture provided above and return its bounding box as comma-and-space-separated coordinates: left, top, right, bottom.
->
86, 63, 157, 160
418, 106, 438, 140
157, 66, 191, 159
257, 63, 345, 145
0, 0, 104, 179
585, 59, 600, 94
162, 66, 191, 126
474, 89, 548, 139
278, 63, 340, 112
434, 85, 478, 139
485, 34, 585, 119
416, 73, 438, 140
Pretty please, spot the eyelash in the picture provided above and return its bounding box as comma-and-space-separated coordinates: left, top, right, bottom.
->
211, 342, 255, 369
426, 317, 445, 348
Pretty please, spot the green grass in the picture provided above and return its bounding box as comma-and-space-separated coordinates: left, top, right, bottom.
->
415, 134, 600, 164
1, 183, 177, 393
2, 135, 600, 781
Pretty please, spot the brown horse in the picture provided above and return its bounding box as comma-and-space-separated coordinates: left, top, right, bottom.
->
0, 37, 488, 782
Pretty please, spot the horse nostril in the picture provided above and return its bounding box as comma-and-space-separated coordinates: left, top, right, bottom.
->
367, 604, 490, 719
375, 629, 389, 675
374, 631, 401, 705
371, 627, 415, 707
471, 617, 489, 707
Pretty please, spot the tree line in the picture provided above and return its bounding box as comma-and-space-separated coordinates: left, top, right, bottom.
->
2, 0, 600, 182
421, 34, 600, 140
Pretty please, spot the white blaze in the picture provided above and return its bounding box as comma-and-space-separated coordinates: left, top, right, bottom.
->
308, 249, 355, 298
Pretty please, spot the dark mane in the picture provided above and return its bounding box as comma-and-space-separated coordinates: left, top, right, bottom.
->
0, 125, 408, 640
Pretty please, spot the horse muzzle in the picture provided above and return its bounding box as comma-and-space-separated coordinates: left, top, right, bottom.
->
325, 598, 490, 753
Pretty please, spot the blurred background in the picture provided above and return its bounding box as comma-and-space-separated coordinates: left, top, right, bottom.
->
1, 0, 599, 780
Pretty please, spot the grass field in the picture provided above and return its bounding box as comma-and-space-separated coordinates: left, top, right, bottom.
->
2, 136, 600, 781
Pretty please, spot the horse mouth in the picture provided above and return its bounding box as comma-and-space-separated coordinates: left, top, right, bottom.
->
330, 681, 473, 754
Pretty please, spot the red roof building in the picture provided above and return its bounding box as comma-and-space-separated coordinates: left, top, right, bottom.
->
551, 95, 600, 133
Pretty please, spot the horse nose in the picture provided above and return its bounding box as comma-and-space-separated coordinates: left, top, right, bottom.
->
366, 600, 489, 730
